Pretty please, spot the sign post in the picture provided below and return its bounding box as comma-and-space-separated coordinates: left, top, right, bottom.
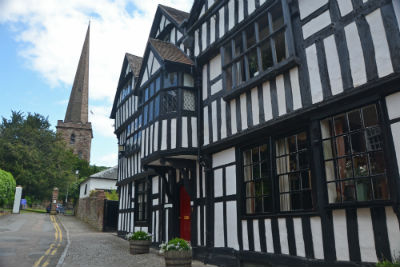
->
12, 186, 22, 214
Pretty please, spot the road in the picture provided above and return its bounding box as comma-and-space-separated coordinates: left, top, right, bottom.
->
0, 212, 214, 267
0, 212, 65, 267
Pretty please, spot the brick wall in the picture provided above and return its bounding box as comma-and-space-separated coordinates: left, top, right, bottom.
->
76, 190, 105, 231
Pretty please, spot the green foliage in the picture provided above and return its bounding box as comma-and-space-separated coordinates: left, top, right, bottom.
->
159, 238, 192, 252
126, 231, 152, 241
0, 111, 81, 202
377, 257, 400, 267
0, 169, 16, 206
105, 190, 118, 201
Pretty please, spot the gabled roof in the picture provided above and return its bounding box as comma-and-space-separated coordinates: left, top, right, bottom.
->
159, 4, 189, 25
126, 53, 143, 77
149, 4, 189, 39
89, 166, 118, 180
110, 53, 142, 119
149, 38, 194, 66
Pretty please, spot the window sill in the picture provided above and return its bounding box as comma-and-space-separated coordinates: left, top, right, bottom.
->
241, 210, 319, 219
222, 56, 300, 101
325, 200, 394, 209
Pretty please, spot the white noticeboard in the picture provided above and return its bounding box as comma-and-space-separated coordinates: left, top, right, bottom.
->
12, 186, 22, 214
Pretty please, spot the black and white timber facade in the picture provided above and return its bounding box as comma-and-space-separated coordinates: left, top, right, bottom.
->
110, 1, 400, 266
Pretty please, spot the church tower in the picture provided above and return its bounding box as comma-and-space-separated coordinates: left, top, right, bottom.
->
56, 24, 92, 162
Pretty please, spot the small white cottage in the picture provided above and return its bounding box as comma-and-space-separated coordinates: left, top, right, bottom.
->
79, 166, 118, 198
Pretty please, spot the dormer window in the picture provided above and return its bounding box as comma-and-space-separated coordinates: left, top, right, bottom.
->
222, 1, 294, 94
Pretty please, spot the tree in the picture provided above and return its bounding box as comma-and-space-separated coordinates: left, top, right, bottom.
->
0, 169, 16, 207
0, 111, 78, 202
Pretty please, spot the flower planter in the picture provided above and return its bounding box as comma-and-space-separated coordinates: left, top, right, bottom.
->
164, 250, 192, 267
129, 240, 151, 254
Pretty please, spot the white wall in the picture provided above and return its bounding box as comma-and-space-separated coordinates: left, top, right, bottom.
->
79, 178, 117, 198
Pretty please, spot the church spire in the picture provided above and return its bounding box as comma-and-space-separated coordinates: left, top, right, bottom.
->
64, 23, 90, 123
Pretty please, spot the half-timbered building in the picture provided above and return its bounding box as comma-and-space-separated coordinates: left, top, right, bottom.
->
111, 1, 400, 266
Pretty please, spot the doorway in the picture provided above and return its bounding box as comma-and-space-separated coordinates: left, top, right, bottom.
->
179, 186, 191, 241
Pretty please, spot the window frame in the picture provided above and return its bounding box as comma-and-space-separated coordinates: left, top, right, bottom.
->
240, 129, 316, 217
221, 0, 296, 99
134, 178, 149, 224
320, 103, 392, 206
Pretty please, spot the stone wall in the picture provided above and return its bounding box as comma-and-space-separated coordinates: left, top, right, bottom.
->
76, 190, 105, 231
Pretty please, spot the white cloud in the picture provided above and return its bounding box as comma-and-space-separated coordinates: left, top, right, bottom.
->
0, 0, 192, 102
0, 0, 193, 164
92, 152, 118, 167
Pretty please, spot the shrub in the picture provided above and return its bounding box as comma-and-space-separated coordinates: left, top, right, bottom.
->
159, 238, 191, 252
0, 169, 16, 206
105, 190, 118, 201
126, 231, 152, 241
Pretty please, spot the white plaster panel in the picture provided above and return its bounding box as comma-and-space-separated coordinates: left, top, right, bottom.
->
293, 217, 305, 257
240, 93, 248, 130
251, 87, 260, 125
149, 124, 153, 154
248, 0, 256, 15
203, 106, 209, 145
302, 11, 331, 39
276, 74, 287, 116
170, 27, 176, 44
238, 0, 244, 22
211, 79, 222, 95
210, 54, 222, 80
177, 30, 182, 41
264, 219, 274, 253
366, 8, 394, 78
332, 209, 350, 261
195, 30, 200, 56
156, 210, 159, 242
225, 165, 236, 195
262, 81, 273, 121
184, 73, 194, 87
385, 206, 400, 259
210, 16, 216, 44
214, 168, 223, 198
204, 206, 207, 244
191, 117, 198, 147
161, 120, 167, 150
310, 216, 324, 259
214, 202, 224, 247
197, 207, 201, 245
212, 147, 236, 168
226, 201, 239, 249
230, 98, 238, 135
391, 122, 400, 177
253, 220, 261, 251
154, 121, 158, 151
242, 220, 249, 250
228, 0, 235, 30
182, 116, 188, 148
202, 64, 208, 100
393, 0, 400, 29
357, 208, 377, 262
386, 92, 400, 119
219, 8, 225, 39
152, 199, 159, 206
289, 67, 302, 110
338, 0, 353, 17
324, 35, 344, 95
306, 44, 324, 103
221, 100, 227, 139
298, 0, 328, 20
345, 22, 367, 87
278, 218, 289, 254
202, 23, 207, 51
212, 101, 218, 142
152, 176, 159, 194
196, 163, 200, 199
152, 56, 161, 75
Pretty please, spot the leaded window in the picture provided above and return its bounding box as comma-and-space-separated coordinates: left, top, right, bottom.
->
161, 90, 178, 113
222, 0, 293, 91
183, 90, 195, 111
275, 132, 313, 211
321, 104, 389, 203
136, 179, 148, 222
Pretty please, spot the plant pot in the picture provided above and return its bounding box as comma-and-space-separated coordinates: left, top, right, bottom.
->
164, 250, 192, 267
129, 240, 151, 254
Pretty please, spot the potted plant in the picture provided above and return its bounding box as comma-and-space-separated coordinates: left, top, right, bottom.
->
160, 238, 192, 267
126, 231, 152, 254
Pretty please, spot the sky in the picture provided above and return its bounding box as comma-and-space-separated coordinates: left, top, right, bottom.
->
0, 0, 193, 167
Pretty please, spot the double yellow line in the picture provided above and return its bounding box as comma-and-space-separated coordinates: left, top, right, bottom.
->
33, 215, 63, 267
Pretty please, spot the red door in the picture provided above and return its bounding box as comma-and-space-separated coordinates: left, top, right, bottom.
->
179, 186, 191, 241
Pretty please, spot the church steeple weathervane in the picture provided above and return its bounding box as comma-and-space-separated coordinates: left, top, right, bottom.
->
57, 23, 93, 162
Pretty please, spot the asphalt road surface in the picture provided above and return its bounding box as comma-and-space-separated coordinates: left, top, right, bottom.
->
0, 212, 65, 267
0, 212, 214, 267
